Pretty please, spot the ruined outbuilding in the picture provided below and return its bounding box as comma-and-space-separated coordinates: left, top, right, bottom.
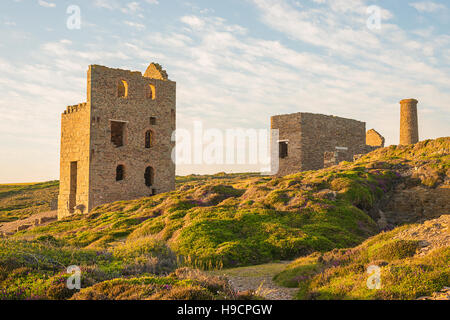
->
57, 63, 176, 219
271, 112, 384, 175
366, 129, 385, 148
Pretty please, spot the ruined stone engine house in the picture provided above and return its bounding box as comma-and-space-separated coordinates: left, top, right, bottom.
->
271, 112, 385, 176
271, 97, 419, 176
58, 63, 176, 219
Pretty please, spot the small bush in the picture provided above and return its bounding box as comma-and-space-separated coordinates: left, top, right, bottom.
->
368, 240, 420, 261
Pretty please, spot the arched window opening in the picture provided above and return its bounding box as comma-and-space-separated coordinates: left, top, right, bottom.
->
116, 165, 125, 181
147, 84, 156, 100
118, 80, 128, 98
144, 166, 154, 187
145, 130, 153, 148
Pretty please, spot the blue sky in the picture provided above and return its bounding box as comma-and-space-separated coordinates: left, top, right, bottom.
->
0, 0, 449, 182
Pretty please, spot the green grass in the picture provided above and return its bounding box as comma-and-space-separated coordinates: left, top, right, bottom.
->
12, 138, 450, 269
274, 223, 449, 300
0, 181, 59, 223
1, 137, 448, 300
209, 262, 290, 278
0, 237, 250, 300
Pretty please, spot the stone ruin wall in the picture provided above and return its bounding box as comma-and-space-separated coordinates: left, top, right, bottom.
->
58, 64, 176, 219
88, 65, 176, 211
366, 129, 385, 147
299, 113, 367, 171
272, 112, 369, 175
324, 150, 352, 169
58, 103, 91, 218
271, 113, 304, 176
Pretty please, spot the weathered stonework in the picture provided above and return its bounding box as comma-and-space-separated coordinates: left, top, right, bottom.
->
324, 149, 352, 168
58, 63, 176, 219
366, 129, 385, 147
400, 98, 419, 145
271, 112, 382, 175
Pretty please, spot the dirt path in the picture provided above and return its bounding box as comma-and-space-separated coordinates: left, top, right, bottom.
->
209, 262, 297, 300
0, 210, 57, 236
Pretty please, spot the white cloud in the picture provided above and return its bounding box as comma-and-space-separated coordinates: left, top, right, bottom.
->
94, 0, 145, 14
121, 1, 141, 14
181, 16, 205, 29
410, 1, 446, 12
93, 0, 116, 10
124, 20, 145, 30
38, 0, 55, 8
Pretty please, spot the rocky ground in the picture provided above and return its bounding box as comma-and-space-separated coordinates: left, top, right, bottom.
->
209, 262, 298, 300
393, 214, 449, 257
0, 210, 57, 236
418, 287, 450, 300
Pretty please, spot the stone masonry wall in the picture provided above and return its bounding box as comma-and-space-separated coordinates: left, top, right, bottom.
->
366, 129, 385, 147
88, 65, 176, 210
58, 64, 176, 219
271, 113, 303, 176
58, 103, 91, 218
299, 113, 366, 171
271, 112, 367, 175
323, 150, 352, 168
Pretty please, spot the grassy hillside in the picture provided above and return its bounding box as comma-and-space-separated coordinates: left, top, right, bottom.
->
0, 181, 58, 223
13, 138, 449, 268
274, 215, 449, 300
0, 238, 256, 300
1, 137, 448, 300
11, 169, 387, 268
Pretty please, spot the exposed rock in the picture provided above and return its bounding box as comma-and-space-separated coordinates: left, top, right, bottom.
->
418, 287, 450, 300
381, 186, 450, 225
16, 224, 31, 232
393, 214, 449, 256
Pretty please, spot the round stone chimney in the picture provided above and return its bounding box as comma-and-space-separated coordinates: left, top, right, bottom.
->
399, 98, 419, 145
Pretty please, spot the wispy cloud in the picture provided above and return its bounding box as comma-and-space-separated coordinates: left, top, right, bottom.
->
38, 0, 55, 8
124, 20, 145, 30
410, 1, 446, 12
121, 1, 141, 14
94, 0, 149, 14
93, 0, 116, 10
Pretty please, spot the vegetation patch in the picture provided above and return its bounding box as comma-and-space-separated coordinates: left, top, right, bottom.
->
274, 222, 449, 300
0, 181, 58, 223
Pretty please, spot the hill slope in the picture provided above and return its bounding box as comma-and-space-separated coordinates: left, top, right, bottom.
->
10, 138, 450, 268
0, 181, 58, 224
1, 137, 448, 300
274, 214, 449, 300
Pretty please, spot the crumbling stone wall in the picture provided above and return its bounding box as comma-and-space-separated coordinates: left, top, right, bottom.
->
58, 102, 91, 218
271, 112, 368, 175
324, 149, 352, 168
58, 63, 176, 219
366, 129, 385, 147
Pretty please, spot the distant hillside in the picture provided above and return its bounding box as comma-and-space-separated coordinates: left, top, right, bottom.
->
0, 181, 58, 224
274, 214, 449, 300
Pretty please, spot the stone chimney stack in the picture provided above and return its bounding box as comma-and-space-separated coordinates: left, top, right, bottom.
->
399, 98, 419, 145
